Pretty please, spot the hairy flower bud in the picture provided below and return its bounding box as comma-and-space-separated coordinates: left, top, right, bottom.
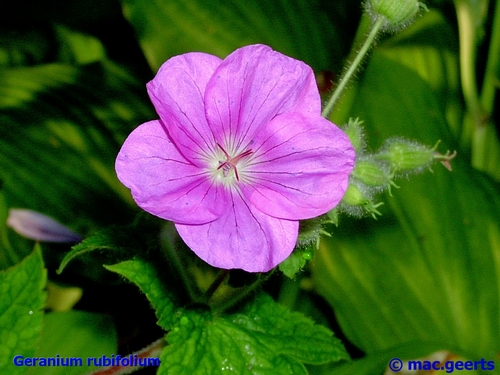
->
342, 118, 366, 152
340, 182, 383, 219
375, 138, 456, 175
351, 158, 395, 191
365, 0, 426, 32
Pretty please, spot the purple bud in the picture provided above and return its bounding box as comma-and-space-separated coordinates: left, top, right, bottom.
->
7, 209, 82, 243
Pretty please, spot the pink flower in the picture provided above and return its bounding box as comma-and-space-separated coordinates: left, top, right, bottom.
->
116, 44, 355, 272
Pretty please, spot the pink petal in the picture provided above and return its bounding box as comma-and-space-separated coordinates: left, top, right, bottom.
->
116, 120, 223, 224
7, 209, 82, 243
147, 52, 222, 165
204, 44, 320, 152
175, 189, 298, 272
241, 112, 355, 220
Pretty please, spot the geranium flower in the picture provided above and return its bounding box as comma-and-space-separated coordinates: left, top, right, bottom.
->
116, 44, 355, 272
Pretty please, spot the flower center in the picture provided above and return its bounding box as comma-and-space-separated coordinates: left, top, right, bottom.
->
216, 143, 253, 182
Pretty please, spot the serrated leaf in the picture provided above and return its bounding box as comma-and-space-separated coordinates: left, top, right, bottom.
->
279, 247, 310, 279
120, 0, 350, 72
26, 311, 117, 375
104, 259, 178, 331
159, 293, 348, 375
58, 224, 141, 274
0, 245, 46, 375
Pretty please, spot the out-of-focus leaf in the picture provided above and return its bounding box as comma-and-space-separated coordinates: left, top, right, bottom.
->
26, 311, 117, 375
0, 27, 54, 67
376, 10, 463, 137
327, 342, 490, 375
53, 25, 106, 65
120, 0, 353, 72
0, 24, 106, 67
0, 60, 154, 240
0, 246, 46, 375
313, 46, 500, 360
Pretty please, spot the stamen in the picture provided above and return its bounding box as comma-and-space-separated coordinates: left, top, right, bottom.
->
216, 143, 253, 182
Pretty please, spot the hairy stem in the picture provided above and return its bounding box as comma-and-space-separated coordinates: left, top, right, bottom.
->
321, 17, 384, 119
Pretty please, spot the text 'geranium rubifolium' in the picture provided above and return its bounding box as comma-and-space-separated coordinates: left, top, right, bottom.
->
116, 44, 355, 272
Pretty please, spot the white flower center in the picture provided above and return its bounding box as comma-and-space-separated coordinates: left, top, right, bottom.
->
209, 143, 253, 187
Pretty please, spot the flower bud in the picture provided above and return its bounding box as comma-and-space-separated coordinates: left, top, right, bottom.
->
340, 182, 383, 219
7, 209, 82, 243
342, 183, 366, 207
365, 0, 426, 32
351, 158, 394, 190
342, 118, 366, 152
375, 138, 456, 175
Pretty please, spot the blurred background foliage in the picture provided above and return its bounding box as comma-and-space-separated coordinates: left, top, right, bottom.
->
1, 0, 499, 374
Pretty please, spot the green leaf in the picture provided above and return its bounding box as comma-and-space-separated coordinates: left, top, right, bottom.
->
0, 23, 107, 68
53, 25, 106, 65
375, 10, 462, 137
313, 32, 500, 360
58, 223, 145, 274
159, 293, 349, 375
279, 246, 311, 279
0, 27, 53, 67
120, 0, 351, 72
26, 311, 117, 375
106, 259, 347, 375
104, 259, 178, 331
0, 188, 17, 269
0, 60, 154, 238
0, 245, 46, 375
327, 342, 471, 375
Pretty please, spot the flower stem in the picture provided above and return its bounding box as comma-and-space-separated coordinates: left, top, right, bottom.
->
455, 0, 500, 180
454, 0, 482, 144
211, 270, 275, 315
86, 338, 164, 375
480, 0, 500, 114
321, 17, 384, 119
203, 269, 229, 302
160, 223, 200, 302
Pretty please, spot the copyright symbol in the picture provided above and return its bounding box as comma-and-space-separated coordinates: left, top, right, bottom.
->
388, 358, 403, 372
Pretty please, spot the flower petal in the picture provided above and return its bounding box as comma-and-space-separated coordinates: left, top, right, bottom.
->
116, 120, 223, 224
242, 112, 355, 220
147, 52, 222, 164
175, 189, 298, 272
204, 44, 320, 153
